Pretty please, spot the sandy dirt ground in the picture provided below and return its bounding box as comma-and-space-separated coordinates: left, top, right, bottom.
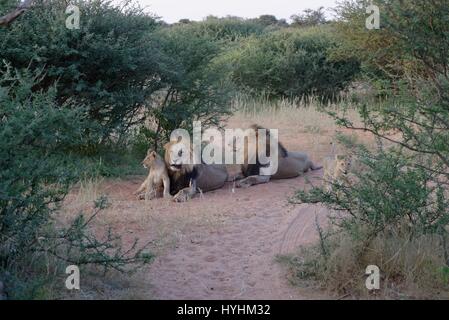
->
64, 109, 371, 300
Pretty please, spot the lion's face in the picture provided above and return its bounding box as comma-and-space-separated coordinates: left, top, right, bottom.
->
335, 155, 352, 175
164, 142, 192, 172
142, 150, 159, 169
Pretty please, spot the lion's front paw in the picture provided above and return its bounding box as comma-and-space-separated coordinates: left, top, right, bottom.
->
136, 192, 145, 200
144, 191, 158, 201
163, 194, 173, 200
173, 189, 191, 202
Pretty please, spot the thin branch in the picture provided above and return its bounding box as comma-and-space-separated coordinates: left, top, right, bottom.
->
0, 0, 34, 26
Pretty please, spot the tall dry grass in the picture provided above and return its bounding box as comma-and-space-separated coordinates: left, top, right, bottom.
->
228, 93, 366, 162
74, 177, 105, 205
231, 93, 356, 130
279, 225, 449, 299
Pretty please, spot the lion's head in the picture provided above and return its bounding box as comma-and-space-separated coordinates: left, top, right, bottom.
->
228, 124, 288, 158
163, 141, 194, 173
335, 154, 352, 175
142, 150, 162, 169
235, 124, 288, 177
249, 124, 288, 158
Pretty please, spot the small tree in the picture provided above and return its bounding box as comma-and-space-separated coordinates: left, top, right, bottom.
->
139, 23, 233, 151
291, 7, 327, 27
254, 15, 278, 27
178, 18, 191, 24
0, 0, 166, 141
0, 68, 152, 299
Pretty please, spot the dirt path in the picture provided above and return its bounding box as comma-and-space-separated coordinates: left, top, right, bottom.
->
147, 172, 329, 299
73, 169, 330, 300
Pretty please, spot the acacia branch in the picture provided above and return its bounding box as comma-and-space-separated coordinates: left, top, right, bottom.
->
0, 0, 34, 26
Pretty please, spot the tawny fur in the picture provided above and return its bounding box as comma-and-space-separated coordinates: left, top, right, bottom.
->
322, 154, 352, 191
134, 150, 171, 200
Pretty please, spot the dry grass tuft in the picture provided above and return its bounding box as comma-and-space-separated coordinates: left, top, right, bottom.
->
228, 93, 366, 163
279, 224, 449, 299
74, 177, 105, 206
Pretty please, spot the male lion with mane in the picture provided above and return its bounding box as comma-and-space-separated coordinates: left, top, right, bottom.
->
235, 124, 322, 188
163, 140, 228, 202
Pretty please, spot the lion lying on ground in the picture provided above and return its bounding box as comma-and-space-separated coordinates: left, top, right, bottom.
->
134, 150, 171, 200
235, 124, 322, 188
158, 124, 320, 201
164, 141, 228, 202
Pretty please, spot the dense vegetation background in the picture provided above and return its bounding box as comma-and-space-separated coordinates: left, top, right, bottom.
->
0, 0, 448, 299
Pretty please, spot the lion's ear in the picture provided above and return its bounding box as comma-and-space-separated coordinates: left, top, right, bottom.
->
149, 151, 157, 157
163, 142, 173, 151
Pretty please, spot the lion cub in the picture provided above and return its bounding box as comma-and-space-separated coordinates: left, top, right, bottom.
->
323, 154, 353, 190
135, 150, 171, 200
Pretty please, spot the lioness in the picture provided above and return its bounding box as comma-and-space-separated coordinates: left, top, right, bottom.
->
164, 141, 228, 202
134, 150, 171, 200
235, 124, 322, 188
323, 154, 352, 191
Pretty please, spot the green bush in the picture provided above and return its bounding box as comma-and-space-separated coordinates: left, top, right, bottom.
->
215, 26, 359, 101
251, 15, 288, 28
1, 1, 236, 155
184, 16, 266, 42
291, 7, 327, 27
291, 141, 449, 297
0, 0, 166, 140
297, 146, 449, 237
0, 68, 152, 299
335, 0, 449, 81
290, 0, 449, 297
